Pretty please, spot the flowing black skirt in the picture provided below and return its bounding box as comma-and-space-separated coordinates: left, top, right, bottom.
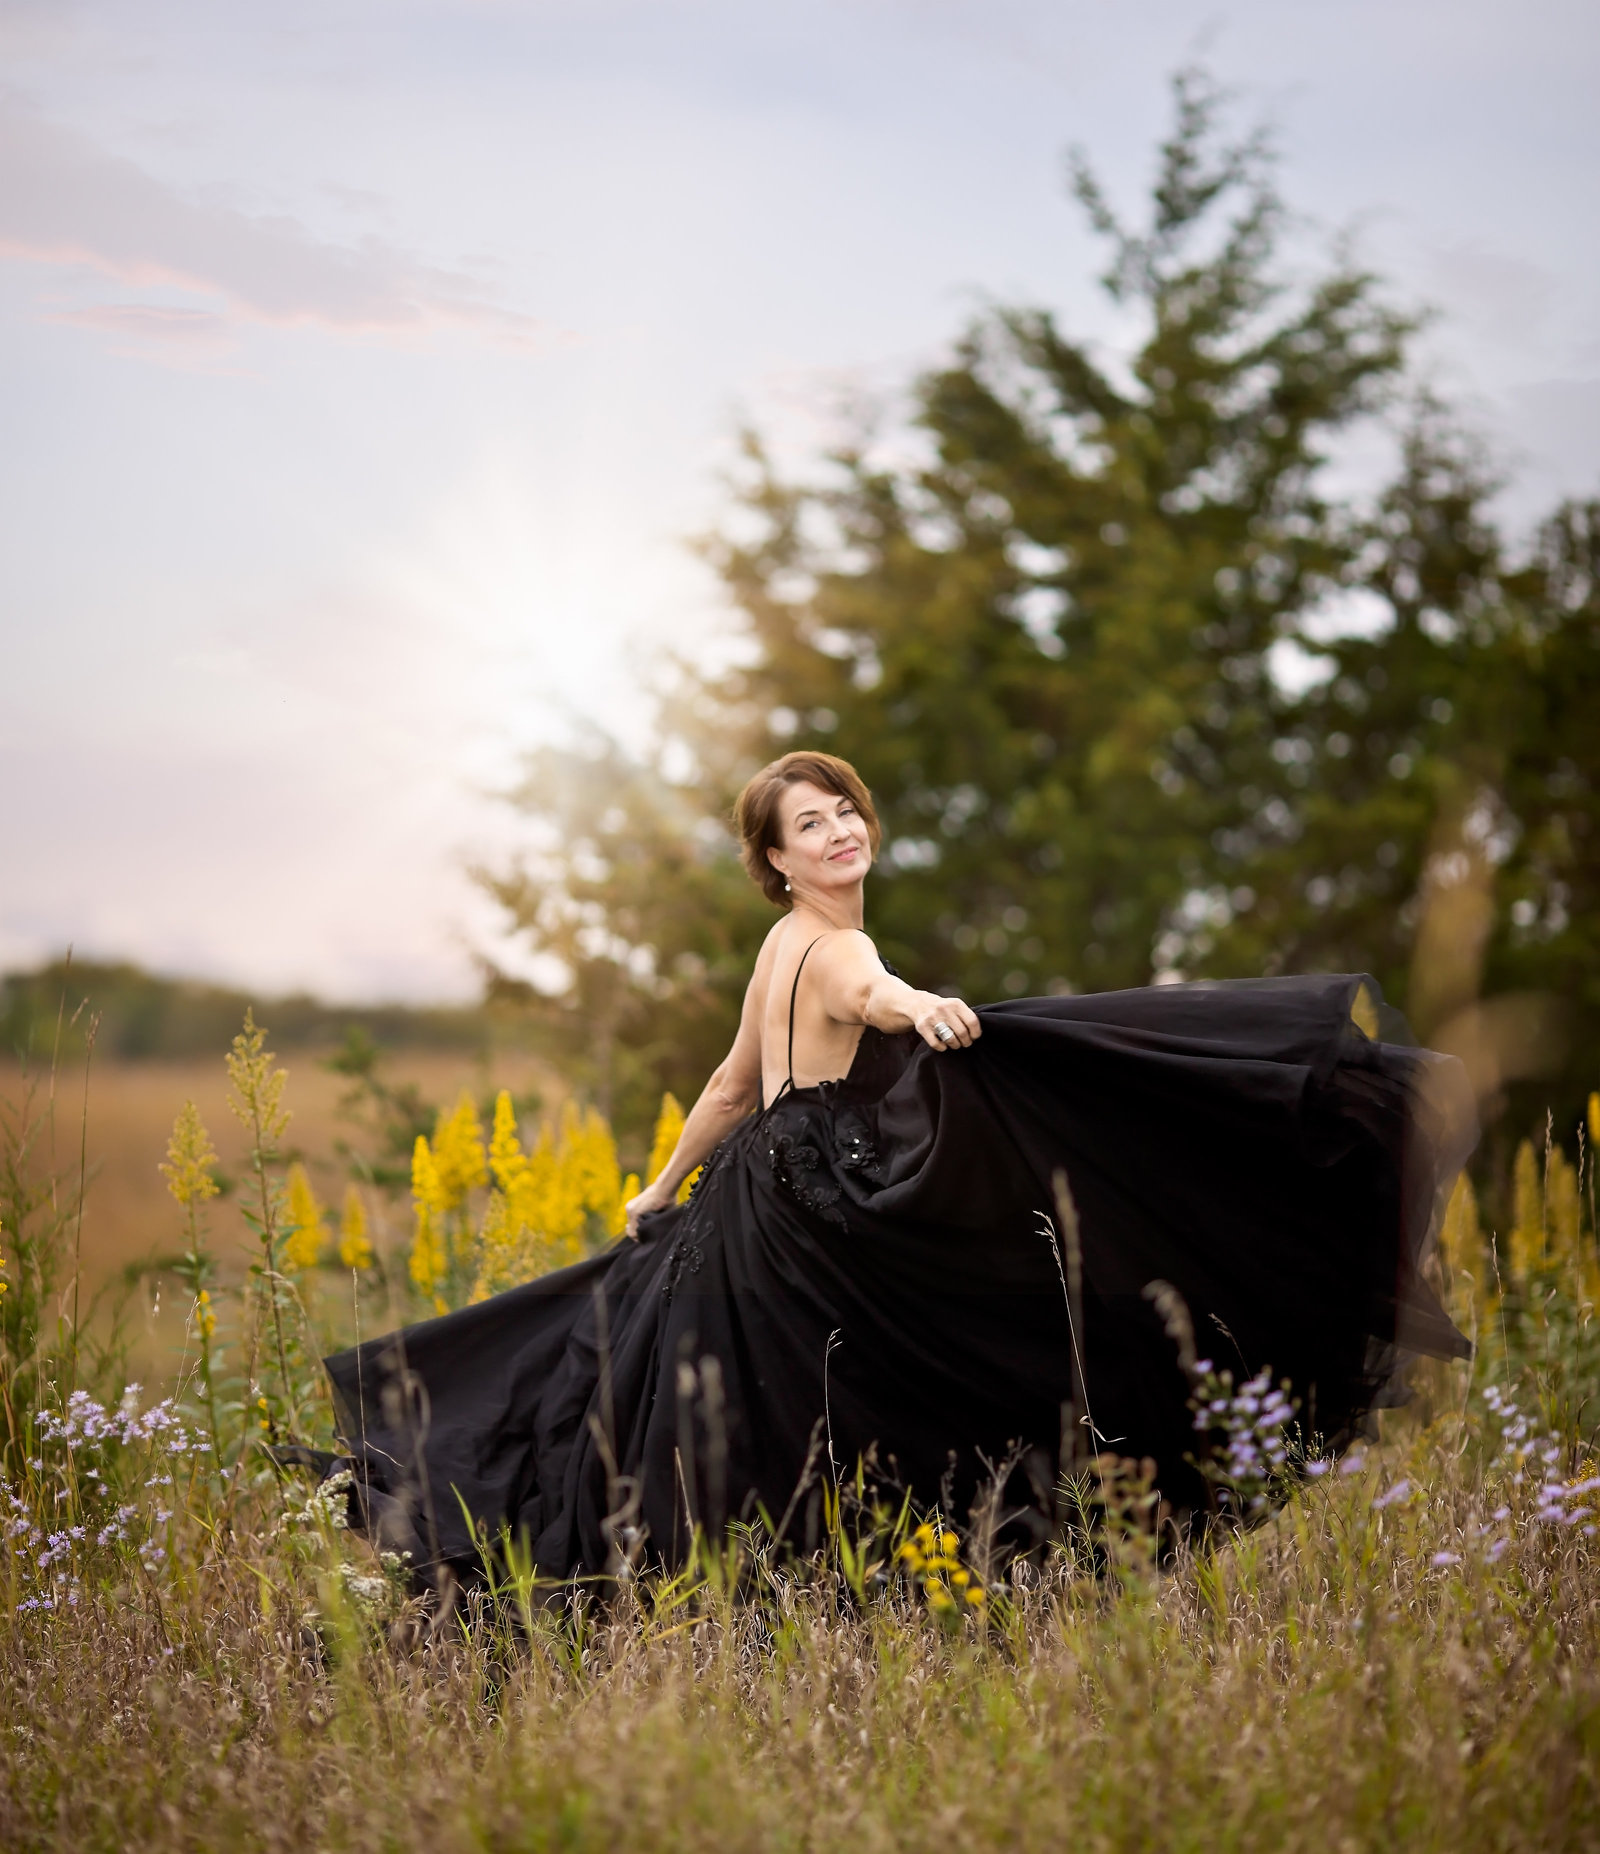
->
324, 975, 1474, 1580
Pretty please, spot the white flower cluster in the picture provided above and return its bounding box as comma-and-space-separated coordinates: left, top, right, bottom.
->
336, 1560, 389, 1606
281, 1469, 354, 1535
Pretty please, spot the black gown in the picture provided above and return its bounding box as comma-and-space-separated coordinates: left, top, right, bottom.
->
324, 970, 1474, 1582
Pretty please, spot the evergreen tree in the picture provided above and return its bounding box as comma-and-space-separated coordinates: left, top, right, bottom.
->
695, 66, 1412, 999
484, 70, 1600, 1144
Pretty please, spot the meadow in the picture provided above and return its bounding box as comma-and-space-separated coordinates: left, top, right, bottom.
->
3, 1009, 1599, 1852
0, 1038, 557, 1385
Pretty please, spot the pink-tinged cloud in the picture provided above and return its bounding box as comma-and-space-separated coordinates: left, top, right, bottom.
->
0, 101, 546, 346
47, 303, 229, 342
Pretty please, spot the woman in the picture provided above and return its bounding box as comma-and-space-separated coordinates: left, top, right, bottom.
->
325, 750, 1473, 1581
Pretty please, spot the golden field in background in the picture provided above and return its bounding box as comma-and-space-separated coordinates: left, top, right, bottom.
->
0, 1046, 560, 1375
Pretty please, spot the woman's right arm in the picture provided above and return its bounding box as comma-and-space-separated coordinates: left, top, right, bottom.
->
622, 938, 772, 1237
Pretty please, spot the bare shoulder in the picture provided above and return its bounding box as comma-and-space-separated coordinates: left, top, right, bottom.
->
743, 918, 788, 1010
812, 926, 882, 971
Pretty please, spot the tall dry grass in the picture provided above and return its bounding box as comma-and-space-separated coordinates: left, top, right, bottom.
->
3, 1016, 1599, 1852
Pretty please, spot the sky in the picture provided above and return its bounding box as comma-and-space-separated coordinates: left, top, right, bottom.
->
2, 0, 1597, 1003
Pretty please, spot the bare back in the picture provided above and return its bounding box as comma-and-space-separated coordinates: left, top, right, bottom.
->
755, 920, 871, 1102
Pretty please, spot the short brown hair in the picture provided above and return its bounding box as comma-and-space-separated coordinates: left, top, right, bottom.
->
734, 750, 882, 907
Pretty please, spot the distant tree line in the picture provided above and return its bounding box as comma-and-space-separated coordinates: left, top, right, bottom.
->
486, 70, 1598, 1162
0, 959, 501, 1063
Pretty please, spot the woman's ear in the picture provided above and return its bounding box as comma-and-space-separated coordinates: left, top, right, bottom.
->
766, 845, 788, 879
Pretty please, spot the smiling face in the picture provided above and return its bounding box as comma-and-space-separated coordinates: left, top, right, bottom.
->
767, 779, 873, 901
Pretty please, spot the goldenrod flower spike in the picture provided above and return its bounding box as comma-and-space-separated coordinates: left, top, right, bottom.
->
1547, 1146, 1581, 1270
409, 1135, 450, 1312
1509, 1138, 1543, 1283
489, 1091, 528, 1197
225, 1009, 290, 1148
432, 1093, 488, 1212
282, 1162, 326, 1272
338, 1184, 373, 1271
612, 1175, 639, 1238
647, 1093, 699, 1204
1589, 1092, 1600, 1149
647, 1094, 685, 1186
160, 1101, 220, 1208
1439, 1174, 1480, 1278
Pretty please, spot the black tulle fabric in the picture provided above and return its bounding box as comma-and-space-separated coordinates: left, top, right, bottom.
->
324, 974, 1474, 1580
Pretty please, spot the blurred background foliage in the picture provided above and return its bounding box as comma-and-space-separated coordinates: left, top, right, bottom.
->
484, 71, 1599, 1161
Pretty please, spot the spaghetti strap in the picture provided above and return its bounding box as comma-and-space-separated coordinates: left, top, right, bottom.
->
785, 936, 827, 1094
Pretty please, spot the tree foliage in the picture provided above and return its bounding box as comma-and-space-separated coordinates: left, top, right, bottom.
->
485, 70, 1600, 1148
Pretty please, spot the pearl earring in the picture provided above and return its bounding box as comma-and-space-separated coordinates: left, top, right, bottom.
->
784, 880, 791, 892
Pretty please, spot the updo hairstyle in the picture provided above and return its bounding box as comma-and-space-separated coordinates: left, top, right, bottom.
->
734, 750, 882, 908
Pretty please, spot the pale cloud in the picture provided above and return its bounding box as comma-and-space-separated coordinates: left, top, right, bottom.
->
1425, 242, 1560, 349
43, 301, 234, 367
0, 97, 549, 347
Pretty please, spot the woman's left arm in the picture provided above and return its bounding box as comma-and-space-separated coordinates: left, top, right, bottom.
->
622, 964, 766, 1237
815, 930, 982, 1051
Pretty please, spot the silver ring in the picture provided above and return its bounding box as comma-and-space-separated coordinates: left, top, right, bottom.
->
934, 1021, 956, 1044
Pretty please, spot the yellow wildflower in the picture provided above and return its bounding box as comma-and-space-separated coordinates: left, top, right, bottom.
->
338, 1184, 373, 1271
0, 1223, 8, 1300
432, 1093, 488, 1212
195, 1288, 217, 1340
535, 1118, 587, 1262
489, 1090, 529, 1197
470, 1190, 518, 1302
160, 1101, 221, 1208
647, 1094, 685, 1185
409, 1135, 450, 1312
1508, 1138, 1543, 1282
565, 1102, 624, 1237
612, 1174, 640, 1238
225, 1010, 290, 1148
901, 1516, 985, 1621
1547, 1145, 1581, 1269
282, 1163, 326, 1271
1439, 1173, 1480, 1279
647, 1092, 699, 1203
1589, 1092, 1600, 1149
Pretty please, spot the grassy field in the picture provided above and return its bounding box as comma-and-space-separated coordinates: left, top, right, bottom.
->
3, 1374, 1597, 1852
3, 1022, 1598, 1851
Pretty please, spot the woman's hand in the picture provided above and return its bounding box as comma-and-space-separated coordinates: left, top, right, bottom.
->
624, 1178, 676, 1240
908, 990, 982, 1052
